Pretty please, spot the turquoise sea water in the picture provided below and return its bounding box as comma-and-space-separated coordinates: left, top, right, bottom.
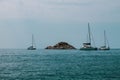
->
0, 49, 120, 80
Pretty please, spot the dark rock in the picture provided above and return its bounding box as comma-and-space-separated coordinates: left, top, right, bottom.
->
45, 42, 76, 49
45, 46, 53, 49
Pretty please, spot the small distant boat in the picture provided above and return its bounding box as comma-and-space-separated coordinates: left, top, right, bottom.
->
27, 35, 36, 50
80, 23, 98, 50
99, 30, 110, 50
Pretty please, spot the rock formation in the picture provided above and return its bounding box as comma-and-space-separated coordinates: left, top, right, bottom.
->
45, 42, 76, 49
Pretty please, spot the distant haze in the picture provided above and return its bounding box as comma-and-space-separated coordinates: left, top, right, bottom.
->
0, 0, 120, 49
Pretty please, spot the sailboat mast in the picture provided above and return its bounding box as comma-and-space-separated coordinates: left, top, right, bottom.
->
32, 34, 34, 47
104, 30, 106, 47
88, 23, 91, 44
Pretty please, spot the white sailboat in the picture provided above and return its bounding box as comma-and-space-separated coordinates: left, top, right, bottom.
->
80, 23, 98, 50
27, 34, 36, 50
99, 30, 110, 50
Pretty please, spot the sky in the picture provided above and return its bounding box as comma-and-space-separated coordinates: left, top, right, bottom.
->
0, 0, 120, 49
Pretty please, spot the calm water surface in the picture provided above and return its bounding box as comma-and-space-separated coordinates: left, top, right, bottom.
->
0, 49, 120, 80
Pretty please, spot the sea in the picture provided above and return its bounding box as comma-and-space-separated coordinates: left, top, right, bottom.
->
0, 49, 120, 80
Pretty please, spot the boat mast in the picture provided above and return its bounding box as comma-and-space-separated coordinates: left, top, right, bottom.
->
88, 23, 91, 44
32, 34, 34, 47
104, 30, 106, 47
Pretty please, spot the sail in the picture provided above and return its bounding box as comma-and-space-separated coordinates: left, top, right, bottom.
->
80, 23, 97, 50
27, 34, 36, 50
88, 23, 91, 44
99, 30, 110, 50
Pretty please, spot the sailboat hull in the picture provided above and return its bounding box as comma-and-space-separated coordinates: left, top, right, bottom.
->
28, 48, 36, 50
99, 47, 110, 50
27, 46, 36, 50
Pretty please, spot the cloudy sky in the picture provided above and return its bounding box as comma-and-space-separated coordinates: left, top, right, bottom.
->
0, 0, 120, 49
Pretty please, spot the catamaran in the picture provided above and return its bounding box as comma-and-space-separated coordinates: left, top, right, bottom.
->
80, 23, 98, 50
99, 30, 110, 50
27, 35, 36, 50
